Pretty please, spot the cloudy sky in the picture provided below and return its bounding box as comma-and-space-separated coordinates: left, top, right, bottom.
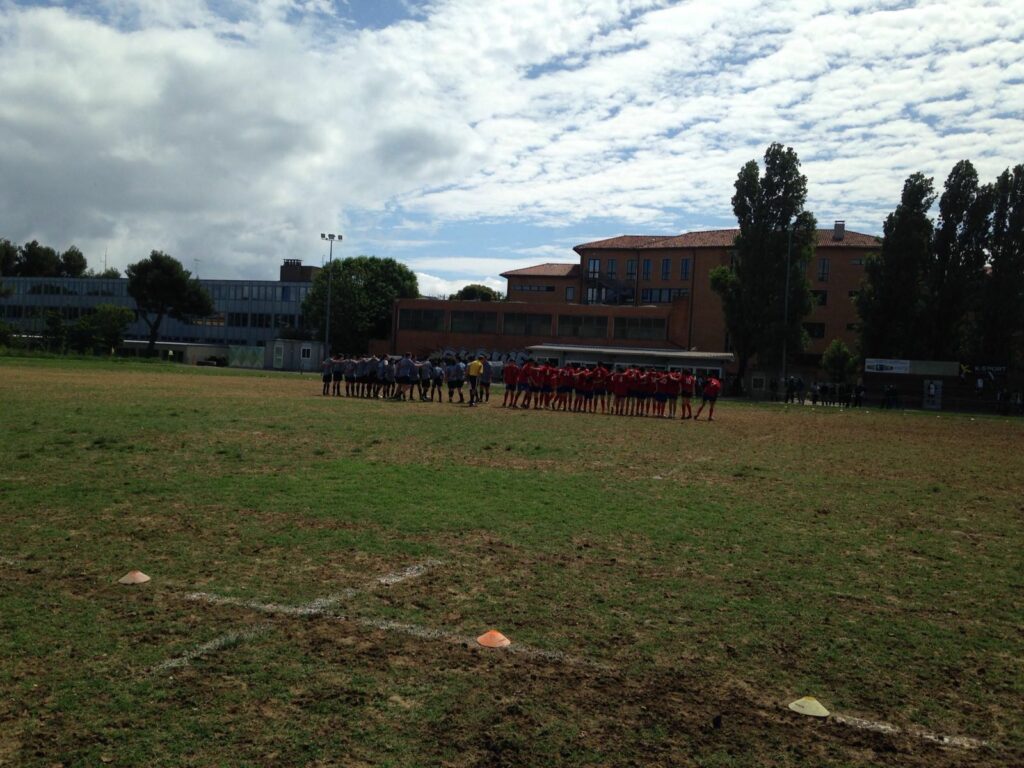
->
1, 0, 1021, 295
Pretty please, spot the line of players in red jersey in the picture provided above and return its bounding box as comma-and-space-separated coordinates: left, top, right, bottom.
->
500, 361, 722, 420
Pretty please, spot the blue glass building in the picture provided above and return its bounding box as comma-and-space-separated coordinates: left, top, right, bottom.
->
0, 259, 319, 349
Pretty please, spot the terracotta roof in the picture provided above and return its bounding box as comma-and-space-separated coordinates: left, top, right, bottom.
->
575, 228, 880, 252
501, 263, 580, 278
573, 235, 675, 252
812, 229, 881, 248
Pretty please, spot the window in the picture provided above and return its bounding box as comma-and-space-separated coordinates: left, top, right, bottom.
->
450, 311, 498, 333
851, 258, 864, 266
585, 287, 605, 304
614, 317, 666, 340
642, 259, 651, 280
503, 313, 551, 335
228, 312, 249, 327
641, 288, 689, 303
626, 260, 637, 279
803, 322, 826, 339
606, 259, 617, 279
680, 258, 690, 281
661, 258, 671, 280
817, 258, 830, 282
512, 284, 555, 292
301, 347, 312, 359
811, 290, 827, 306
565, 286, 576, 302
398, 308, 444, 331
251, 313, 272, 328
587, 258, 600, 279
558, 315, 607, 338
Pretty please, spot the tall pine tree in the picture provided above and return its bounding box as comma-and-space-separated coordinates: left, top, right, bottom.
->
710, 143, 817, 388
856, 173, 935, 359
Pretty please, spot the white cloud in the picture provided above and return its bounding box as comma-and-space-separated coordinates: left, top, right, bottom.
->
414, 272, 505, 298
0, 0, 1021, 281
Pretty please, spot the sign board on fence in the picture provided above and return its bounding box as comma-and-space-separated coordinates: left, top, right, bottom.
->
864, 358, 911, 374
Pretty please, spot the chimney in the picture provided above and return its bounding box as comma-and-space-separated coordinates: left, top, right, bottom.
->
833, 220, 845, 241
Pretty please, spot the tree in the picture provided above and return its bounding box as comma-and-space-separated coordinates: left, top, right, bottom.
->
59, 246, 88, 278
451, 283, 502, 301
976, 165, 1024, 367
43, 311, 67, 352
70, 304, 134, 354
126, 251, 214, 355
856, 173, 936, 359
710, 143, 817, 389
923, 160, 992, 359
86, 267, 121, 279
821, 339, 856, 383
17, 240, 61, 277
0, 239, 17, 276
302, 256, 418, 354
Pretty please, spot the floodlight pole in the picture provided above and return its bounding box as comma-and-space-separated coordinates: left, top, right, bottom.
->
320, 233, 342, 355
781, 223, 793, 384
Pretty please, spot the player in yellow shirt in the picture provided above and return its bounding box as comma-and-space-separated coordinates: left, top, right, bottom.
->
466, 355, 485, 407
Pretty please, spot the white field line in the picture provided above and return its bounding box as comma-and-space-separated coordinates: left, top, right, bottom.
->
0, 555, 23, 567
161, 561, 443, 671
182, 559, 443, 616
377, 560, 442, 585
832, 714, 988, 750
152, 624, 272, 672
172, 559, 988, 750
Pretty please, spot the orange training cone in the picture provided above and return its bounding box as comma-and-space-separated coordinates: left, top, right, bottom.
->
476, 629, 511, 648
118, 570, 151, 585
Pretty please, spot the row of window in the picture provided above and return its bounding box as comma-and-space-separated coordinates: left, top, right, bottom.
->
586, 258, 692, 282
205, 284, 308, 303
399, 309, 668, 341
640, 288, 689, 304
1, 279, 309, 304
511, 284, 555, 292
2, 280, 127, 297
0, 304, 302, 331
0, 305, 137, 321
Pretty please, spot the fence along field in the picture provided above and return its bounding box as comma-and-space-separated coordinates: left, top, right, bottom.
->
0, 357, 1021, 767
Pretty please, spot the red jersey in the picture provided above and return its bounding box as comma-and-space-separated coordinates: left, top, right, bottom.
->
503, 362, 519, 386
639, 372, 657, 394
610, 371, 627, 396
517, 364, 532, 385
680, 374, 695, 395
704, 377, 722, 397
655, 375, 675, 395
592, 366, 609, 390
575, 370, 593, 391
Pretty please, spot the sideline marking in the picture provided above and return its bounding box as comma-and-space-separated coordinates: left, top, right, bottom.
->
152, 624, 271, 672
832, 714, 988, 750
160, 560, 443, 672
13, 552, 986, 750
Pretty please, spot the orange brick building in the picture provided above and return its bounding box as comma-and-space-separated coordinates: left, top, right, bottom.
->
387, 222, 879, 383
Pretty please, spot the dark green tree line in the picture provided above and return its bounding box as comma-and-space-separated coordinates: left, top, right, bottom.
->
451, 283, 502, 301
126, 251, 214, 355
710, 143, 817, 388
302, 256, 419, 354
0, 238, 119, 278
857, 160, 1024, 367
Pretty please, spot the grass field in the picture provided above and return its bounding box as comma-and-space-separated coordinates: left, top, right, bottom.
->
1, 357, 1021, 767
